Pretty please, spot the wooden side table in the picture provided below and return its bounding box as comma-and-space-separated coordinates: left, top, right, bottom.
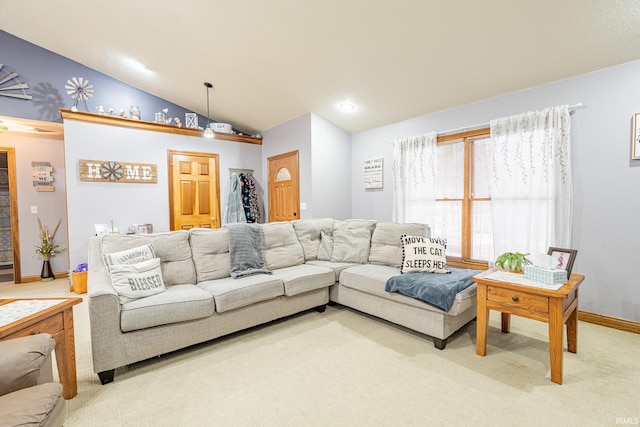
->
0, 298, 82, 399
473, 269, 585, 385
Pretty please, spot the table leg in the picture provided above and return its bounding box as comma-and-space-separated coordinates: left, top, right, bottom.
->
476, 284, 488, 356
548, 298, 564, 385
501, 312, 511, 333
566, 306, 578, 354
53, 307, 78, 399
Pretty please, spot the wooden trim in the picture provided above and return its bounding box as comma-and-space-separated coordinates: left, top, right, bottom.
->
2, 147, 21, 283
578, 311, 640, 334
20, 271, 69, 283
59, 109, 262, 145
437, 127, 490, 143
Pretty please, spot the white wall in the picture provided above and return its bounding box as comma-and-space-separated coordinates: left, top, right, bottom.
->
350, 60, 640, 322
63, 120, 262, 268
0, 132, 68, 278
311, 114, 351, 219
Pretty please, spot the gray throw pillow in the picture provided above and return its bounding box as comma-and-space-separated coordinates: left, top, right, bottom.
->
317, 230, 333, 261
331, 228, 371, 264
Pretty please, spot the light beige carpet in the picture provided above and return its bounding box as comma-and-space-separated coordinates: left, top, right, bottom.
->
1, 279, 639, 426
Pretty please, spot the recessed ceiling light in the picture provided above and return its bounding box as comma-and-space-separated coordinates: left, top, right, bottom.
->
338, 101, 356, 113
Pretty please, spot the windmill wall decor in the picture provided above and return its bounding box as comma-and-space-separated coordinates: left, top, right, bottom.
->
65, 77, 94, 111
0, 63, 32, 100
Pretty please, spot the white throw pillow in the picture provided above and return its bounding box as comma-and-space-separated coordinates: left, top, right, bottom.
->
109, 258, 166, 303
400, 235, 449, 274
102, 243, 156, 271
331, 228, 371, 264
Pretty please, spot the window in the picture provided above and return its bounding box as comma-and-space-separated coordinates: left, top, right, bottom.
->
432, 129, 492, 269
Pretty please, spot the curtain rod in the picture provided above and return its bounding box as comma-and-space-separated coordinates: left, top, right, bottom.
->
435, 103, 583, 137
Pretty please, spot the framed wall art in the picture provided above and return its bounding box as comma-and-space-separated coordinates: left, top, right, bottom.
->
633, 112, 640, 160
547, 247, 578, 277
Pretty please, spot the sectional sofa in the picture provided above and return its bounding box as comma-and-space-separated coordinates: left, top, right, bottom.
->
87, 219, 479, 384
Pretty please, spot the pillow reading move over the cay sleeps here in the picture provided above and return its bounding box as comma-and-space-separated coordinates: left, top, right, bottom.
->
400, 235, 449, 274
108, 257, 166, 303
102, 243, 156, 271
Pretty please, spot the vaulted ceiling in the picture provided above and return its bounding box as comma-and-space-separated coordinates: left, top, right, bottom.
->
2, 1, 640, 135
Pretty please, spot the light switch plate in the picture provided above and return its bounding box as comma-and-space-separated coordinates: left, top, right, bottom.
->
31, 206, 37, 214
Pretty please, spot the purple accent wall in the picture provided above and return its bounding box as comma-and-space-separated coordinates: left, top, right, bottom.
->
0, 30, 206, 125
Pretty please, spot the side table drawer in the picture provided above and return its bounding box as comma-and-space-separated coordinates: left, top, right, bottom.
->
3, 313, 64, 340
487, 286, 549, 313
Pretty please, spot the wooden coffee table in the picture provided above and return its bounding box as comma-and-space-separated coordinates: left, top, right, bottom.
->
0, 298, 82, 399
473, 269, 585, 385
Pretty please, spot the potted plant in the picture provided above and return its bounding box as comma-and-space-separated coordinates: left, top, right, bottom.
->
494, 251, 531, 273
35, 217, 61, 281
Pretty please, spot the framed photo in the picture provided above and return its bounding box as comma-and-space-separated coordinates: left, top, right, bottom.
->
547, 247, 578, 276
633, 113, 640, 160
94, 224, 109, 236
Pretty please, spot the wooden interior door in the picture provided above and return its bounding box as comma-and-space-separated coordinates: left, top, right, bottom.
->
268, 150, 300, 222
168, 150, 220, 230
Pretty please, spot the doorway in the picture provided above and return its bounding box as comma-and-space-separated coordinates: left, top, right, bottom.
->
0, 148, 20, 283
168, 150, 221, 230
267, 150, 300, 222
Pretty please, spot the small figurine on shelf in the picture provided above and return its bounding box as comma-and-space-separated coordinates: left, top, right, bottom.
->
108, 108, 115, 115
174, 117, 182, 128
119, 109, 126, 118
129, 105, 141, 120
96, 105, 105, 115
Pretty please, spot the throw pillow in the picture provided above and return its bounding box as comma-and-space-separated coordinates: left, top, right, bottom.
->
109, 258, 166, 303
400, 235, 449, 274
102, 243, 156, 271
331, 228, 372, 264
317, 230, 333, 261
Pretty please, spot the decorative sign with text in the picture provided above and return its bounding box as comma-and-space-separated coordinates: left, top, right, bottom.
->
364, 158, 383, 189
32, 161, 54, 192
79, 159, 158, 183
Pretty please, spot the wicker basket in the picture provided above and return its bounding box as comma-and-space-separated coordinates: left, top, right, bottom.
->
72, 271, 88, 294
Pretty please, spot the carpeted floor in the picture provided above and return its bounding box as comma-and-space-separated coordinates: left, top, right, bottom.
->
1, 279, 638, 426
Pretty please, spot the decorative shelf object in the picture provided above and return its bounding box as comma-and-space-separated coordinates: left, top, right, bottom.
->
59, 109, 262, 145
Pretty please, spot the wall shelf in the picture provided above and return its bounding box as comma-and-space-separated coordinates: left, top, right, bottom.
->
59, 109, 262, 145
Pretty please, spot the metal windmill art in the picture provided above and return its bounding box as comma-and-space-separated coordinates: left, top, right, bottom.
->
65, 77, 94, 111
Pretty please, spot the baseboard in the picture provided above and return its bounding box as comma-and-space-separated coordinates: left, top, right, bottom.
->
578, 310, 640, 334
20, 271, 69, 284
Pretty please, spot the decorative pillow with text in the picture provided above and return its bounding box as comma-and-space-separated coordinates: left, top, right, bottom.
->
102, 243, 156, 272
109, 257, 166, 303
400, 235, 449, 274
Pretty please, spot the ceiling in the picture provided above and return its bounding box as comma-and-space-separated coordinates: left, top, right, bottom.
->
2, 0, 640, 135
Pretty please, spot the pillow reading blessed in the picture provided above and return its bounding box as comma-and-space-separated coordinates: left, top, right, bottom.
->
400, 235, 449, 274
109, 257, 166, 303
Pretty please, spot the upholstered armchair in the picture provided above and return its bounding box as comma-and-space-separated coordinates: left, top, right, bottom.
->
0, 334, 66, 427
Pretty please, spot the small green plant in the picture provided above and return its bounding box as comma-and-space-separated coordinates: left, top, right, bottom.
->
35, 217, 61, 261
494, 252, 531, 273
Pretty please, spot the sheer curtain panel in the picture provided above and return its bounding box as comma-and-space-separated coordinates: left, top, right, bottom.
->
489, 105, 572, 257
392, 132, 437, 225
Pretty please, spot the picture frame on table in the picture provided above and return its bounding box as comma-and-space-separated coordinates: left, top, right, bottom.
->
633, 112, 640, 160
94, 224, 109, 236
547, 247, 578, 277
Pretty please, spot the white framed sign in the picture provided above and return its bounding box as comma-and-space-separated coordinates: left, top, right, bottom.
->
364, 158, 383, 189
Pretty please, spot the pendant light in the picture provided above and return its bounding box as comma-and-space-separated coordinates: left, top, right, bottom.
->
203, 82, 214, 138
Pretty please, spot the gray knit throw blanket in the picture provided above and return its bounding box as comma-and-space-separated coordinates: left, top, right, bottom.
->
226, 223, 272, 278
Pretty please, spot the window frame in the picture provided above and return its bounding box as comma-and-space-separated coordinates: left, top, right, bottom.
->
436, 128, 491, 270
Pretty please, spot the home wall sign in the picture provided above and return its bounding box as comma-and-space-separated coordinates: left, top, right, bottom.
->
32, 161, 54, 192
79, 159, 158, 183
364, 157, 383, 189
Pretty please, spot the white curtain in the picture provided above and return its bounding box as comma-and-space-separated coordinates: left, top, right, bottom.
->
392, 132, 438, 225
489, 105, 572, 257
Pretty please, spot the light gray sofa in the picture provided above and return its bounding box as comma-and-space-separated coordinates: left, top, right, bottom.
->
88, 219, 477, 384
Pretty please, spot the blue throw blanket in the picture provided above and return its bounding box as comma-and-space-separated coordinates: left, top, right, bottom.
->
226, 223, 272, 278
385, 268, 481, 312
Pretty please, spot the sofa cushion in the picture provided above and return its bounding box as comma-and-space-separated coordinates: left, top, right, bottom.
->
271, 264, 335, 296
317, 230, 333, 261
339, 264, 476, 315
369, 222, 430, 267
400, 235, 449, 274
331, 228, 372, 263
120, 284, 215, 332
292, 218, 334, 261
198, 275, 284, 313
101, 231, 196, 286
261, 222, 304, 270
108, 258, 166, 303
190, 228, 230, 281
330, 219, 376, 263
0, 382, 63, 427
306, 260, 359, 282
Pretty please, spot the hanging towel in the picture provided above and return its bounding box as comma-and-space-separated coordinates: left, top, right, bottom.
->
223, 173, 246, 224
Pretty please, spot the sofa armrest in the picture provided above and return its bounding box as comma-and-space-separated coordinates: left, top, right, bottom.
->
0, 334, 55, 397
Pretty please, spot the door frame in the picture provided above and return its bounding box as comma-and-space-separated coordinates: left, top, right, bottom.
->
0, 147, 21, 283
167, 149, 221, 230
